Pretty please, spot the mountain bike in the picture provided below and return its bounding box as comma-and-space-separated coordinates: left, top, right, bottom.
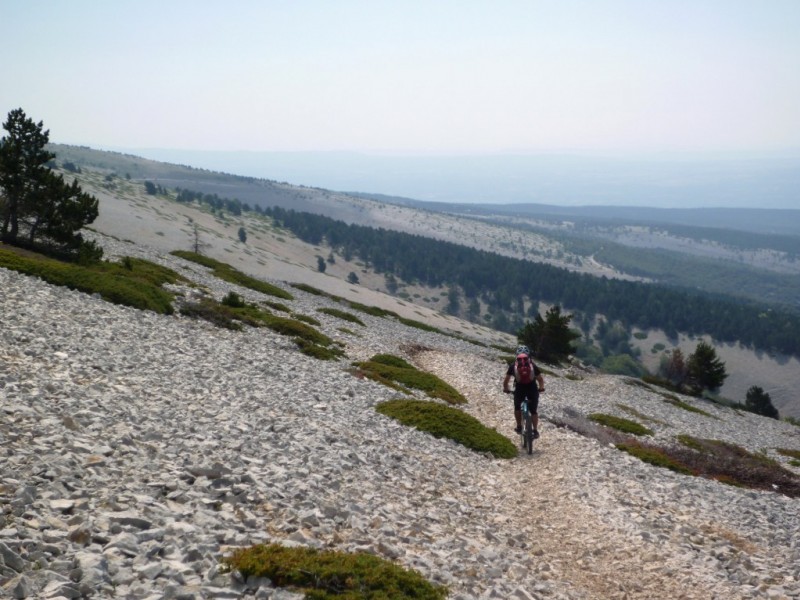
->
505, 390, 538, 455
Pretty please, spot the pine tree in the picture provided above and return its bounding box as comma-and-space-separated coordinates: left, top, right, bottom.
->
0, 108, 100, 259
517, 305, 580, 364
745, 385, 779, 419
686, 341, 728, 395
0, 108, 54, 241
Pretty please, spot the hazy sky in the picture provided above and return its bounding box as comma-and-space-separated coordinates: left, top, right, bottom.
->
3, 0, 800, 157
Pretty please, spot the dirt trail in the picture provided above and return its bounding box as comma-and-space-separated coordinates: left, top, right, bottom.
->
413, 350, 741, 600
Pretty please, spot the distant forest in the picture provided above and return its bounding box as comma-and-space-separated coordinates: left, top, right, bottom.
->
263, 206, 800, 358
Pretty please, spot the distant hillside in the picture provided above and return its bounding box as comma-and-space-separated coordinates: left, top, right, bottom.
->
45, 144, 800, 417
352, 193, 800, 237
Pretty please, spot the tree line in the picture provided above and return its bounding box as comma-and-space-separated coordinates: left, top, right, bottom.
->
263, 206, 800, 358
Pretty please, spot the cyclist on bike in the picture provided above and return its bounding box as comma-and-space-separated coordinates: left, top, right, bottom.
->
503, 345, 545, 438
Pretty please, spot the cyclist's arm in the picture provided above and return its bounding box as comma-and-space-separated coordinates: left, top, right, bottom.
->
536, 373, 545, 392
503, 372, 513, 393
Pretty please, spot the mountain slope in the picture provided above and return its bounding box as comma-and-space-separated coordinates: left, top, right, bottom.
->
47, 145, 800, 417
2, 226, 799, 598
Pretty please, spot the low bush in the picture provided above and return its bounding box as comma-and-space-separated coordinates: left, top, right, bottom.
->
551, 409, 800, 497
179, 294, 344, 360
292, 313, 322, 326
263, 300, 291, 313
377, 399, 517, 459
223, 543, 447, 600
396, 316, 442, 333
356, 355, 466, 405
663, 396, 714, 418
1, 247, 178, 314
777, 448, 800, 461
172, 251, 293, 300
318, 307, 366, 326
675, 436, 800, 495
588, 413, 654, 436
616, 441, 694, 475
221, 291, 246, 307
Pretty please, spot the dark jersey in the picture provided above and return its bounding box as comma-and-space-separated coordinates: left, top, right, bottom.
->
506, 358, 542, 384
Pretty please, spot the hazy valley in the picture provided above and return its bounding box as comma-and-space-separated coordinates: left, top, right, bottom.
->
49, 145, 800, 419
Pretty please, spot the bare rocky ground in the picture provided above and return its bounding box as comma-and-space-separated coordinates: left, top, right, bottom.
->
1, 231, 799, 599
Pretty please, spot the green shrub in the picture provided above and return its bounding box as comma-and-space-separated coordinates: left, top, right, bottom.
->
370, 354, 415, 369
663, 396, 714, 418
491, 343, 517, 354
263, 300, 291, 313
292, 313, 322, 326
348, 301, 397, 318
221, 291, 246, 307
674, 436, 800, 495
180, 300, 243, 330
777, 448, 800, 460
616, 404, 667, 426
294, 337, 345, 361
172, 250, 293, 300
0, 248, 177, 314
377, 399, 516, 459
588, 413, 654, 436
554, 409, 800, 497
396, 316, 442, 333
357, 355, 466, 405
290, 282, 329, 296
318, 307, 366, 326
616, 442, 694, 475
223, 543, 447, 600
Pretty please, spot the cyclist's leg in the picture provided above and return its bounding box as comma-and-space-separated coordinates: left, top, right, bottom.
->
528, 389, 541, 436
513, 389, 524, 431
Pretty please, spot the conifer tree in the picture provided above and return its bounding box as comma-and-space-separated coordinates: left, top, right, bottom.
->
686, 341, 728, 395
518, 304, 580, 364
745, 385, 779, 419
0, 108, 100, 259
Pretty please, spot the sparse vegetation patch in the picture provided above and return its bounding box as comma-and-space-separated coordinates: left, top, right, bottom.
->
588, 413, 654, 436
356, 354, 466, 405
223, 543, 448, 600
377, 399, 516, 459
171, 250, 292, 300
0, 247, 178, 314
318, 307, 366, 326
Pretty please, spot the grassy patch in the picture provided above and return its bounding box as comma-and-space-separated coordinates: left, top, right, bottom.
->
290, 282, 328, 296
1, 246, 178, 314
180, 294, 344, 360
377, 399, 516, 459
616, 442, 695, 475
552, 410, 800, 496
223, 543, 447, 600
396, 316, 442, 333
588, 413, 654, 436
292, 313, 322, 326
663, 396, 715, 418
318, 307, 366, 326
616, 404, 668, 427
356, 354, 466, 405
172, 250, 292, 300
777, 448, 800, 460
263, 300, 291, 313
675, 436, 800, 495
348, 301, 397, 318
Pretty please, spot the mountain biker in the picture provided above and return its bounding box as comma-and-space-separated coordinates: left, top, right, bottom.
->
503, 345, 545, 438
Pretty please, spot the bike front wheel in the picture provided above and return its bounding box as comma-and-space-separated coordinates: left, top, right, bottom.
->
524, 412, 533, 454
